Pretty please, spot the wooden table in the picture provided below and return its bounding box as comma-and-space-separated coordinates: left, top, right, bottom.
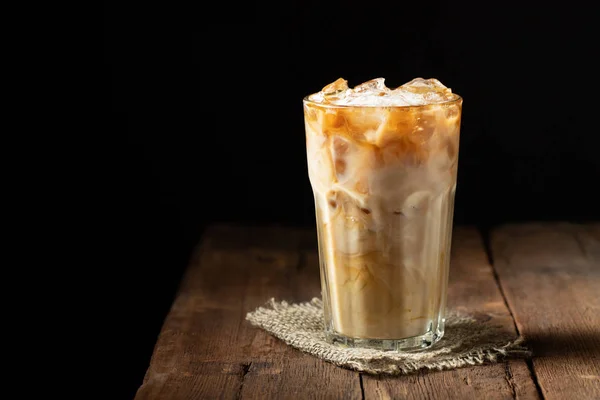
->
134, 222, 599, 400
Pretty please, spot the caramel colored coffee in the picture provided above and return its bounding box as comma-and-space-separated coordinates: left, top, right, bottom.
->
304, 77, 462, 346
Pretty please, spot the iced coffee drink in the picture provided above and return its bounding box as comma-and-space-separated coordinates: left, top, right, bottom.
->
304, 77, 462, 351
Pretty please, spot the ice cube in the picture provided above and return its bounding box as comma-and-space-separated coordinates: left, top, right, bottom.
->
401, 191, 431, 217
307, 77, 459, 107
400, 78, 450, 94
392, 78, 456, 105
331, 136, 349, 179
353, 78, 388, 94
322, 78, 349, 100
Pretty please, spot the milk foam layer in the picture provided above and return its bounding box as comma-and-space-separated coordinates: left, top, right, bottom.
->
304, 77, 462, 339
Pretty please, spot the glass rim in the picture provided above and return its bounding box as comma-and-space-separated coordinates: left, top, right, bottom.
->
302, 94, 462, 110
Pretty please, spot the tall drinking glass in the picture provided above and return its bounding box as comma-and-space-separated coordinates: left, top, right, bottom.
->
303, 77, 462, 351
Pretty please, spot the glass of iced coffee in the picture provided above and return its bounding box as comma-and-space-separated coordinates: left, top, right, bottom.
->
303, 77, 462, 351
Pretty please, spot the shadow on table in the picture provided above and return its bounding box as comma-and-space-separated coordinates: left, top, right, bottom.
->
524, 330, 600, 358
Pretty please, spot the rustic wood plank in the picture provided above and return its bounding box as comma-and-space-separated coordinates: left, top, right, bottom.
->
240, 357, 361, 400
235, 229, 361, 400
134, 225, 362, 400
364, 361, 536, 400
491, 222, 600, 400
362, 228, 540, 400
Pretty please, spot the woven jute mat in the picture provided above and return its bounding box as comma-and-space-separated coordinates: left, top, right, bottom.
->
246, 298, 530, 375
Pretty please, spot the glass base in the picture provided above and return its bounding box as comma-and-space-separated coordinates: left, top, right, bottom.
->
326, 326, 444, 352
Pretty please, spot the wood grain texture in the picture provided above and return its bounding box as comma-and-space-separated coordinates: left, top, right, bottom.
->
134, 225, 361, 400
491, 222, 600, 400
363, 361, 536, 400
362, 228, 540, 400
135, 225, 547, 399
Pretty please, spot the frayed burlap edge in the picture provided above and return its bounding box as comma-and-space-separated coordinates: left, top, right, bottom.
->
246, 298, 531, 375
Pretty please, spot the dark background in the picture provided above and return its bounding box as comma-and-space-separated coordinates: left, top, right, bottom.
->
105, 1, 599, 397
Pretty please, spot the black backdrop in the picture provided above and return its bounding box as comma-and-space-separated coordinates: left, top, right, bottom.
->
105, 1, 599, 396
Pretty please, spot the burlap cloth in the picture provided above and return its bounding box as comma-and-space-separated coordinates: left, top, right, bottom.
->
246, 298, 530, 375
